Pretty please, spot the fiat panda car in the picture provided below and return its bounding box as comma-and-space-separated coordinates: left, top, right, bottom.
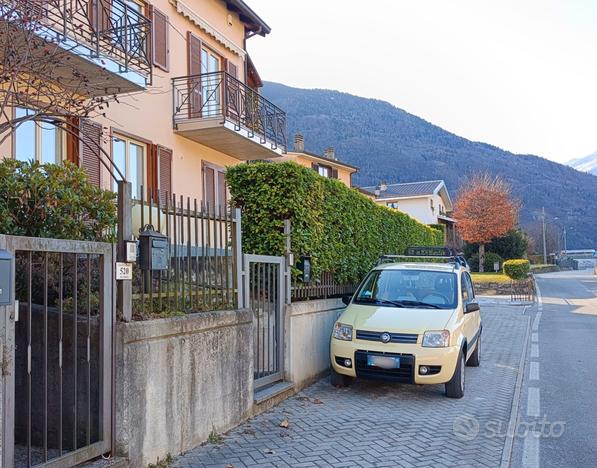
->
330, 255, 481, 398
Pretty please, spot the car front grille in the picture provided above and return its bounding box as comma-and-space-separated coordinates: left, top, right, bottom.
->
354, 350, 415, 383
356, 330, 418, 344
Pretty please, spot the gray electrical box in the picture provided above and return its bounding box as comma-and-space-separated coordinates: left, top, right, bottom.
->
138, 226, 169, 271
0, 249, 14, 306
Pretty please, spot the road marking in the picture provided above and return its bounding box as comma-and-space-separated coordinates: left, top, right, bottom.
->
529, 361, 539, 380
535, 282, 543, 311
527, 387, 541, 417
530, 343, 539, 358
531, 332, 538, 343
532, 312, 541, 331
522, 430, 540, 468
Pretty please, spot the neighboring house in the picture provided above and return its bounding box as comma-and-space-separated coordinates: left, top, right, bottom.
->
1, 0, 286, 219
360, 180, 457, 244
279, 134, 358, 187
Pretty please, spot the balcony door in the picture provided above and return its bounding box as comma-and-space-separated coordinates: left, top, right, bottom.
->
201, 47, 221, 117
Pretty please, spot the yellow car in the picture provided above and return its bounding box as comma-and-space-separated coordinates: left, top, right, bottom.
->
330, 257, 481, 398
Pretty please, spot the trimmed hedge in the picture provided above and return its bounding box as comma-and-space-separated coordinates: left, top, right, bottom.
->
226, 162, 443, 283
503, 259, 531, 280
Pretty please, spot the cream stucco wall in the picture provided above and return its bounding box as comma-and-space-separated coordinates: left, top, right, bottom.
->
380, 193, 447, 225
2, 0, 268, 203
279, 152, 356, 188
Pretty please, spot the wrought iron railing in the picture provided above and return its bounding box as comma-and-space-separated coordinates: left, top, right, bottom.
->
292, 271, 358, 301
172, 71, 288, 152
3, 0, 152, 78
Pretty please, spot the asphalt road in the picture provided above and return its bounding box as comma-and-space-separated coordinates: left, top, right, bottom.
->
512, 270, 597, 468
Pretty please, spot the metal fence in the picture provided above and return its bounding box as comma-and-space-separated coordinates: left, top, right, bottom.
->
131, 188, 239, 319
511, 277, 535, 303
291, 271, 358, 301
172, 71, 288, 152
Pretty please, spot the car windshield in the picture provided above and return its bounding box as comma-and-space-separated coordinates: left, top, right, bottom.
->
354, 269, 458, 309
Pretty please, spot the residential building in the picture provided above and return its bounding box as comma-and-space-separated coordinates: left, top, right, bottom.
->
1, 0, 287, 224
360, 180, 457, 244
279, 134, 358, 187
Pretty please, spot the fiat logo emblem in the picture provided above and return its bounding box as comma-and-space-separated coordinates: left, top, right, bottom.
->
381, 332, 391, 343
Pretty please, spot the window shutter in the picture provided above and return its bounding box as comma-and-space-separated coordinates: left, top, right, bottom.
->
152, 8, 169, 70
89, 0, 111, 32
217, 171, 227, 209
187, 32, 202, 117
79, 119, 102, 187
203, 165, 216, 209
228, 62, 238, 78
65, 117, 80, 165
311, 162, 318, 172
331, 168, 338, 179
146, 144, 157, 200
158, 146, 172, 204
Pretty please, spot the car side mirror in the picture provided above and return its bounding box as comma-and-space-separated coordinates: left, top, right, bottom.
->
342, 294, 352, 306
465, 302, 480, 314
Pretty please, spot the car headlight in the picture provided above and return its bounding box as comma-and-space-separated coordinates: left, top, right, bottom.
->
333, 322, 353, 341
422, 330, 450, 347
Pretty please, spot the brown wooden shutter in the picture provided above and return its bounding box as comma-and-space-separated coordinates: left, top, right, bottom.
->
311, 162, 318, 172
152, 8, 169, 70
158, 146, 172, 204
228, 61, 238, 78
89, 0, 111, 32
65, 117, 80, 165
187, 32, 202, 117
331, 168, 338, 179
217, 171, 227, 209
146, 144, 158, 200
203, 165, 215, 209
79, 119, 102, 187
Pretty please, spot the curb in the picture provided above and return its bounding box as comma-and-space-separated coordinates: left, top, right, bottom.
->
499, 305, 532, 468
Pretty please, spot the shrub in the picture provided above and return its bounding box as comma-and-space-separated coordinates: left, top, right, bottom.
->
469, 252, 503, 272
0, 159, 116, 242
503, 259, 531, 280
226, 162, 443, 283
464, 229, 529, 260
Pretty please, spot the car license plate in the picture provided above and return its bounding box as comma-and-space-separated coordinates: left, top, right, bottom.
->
367, 355, 400, 369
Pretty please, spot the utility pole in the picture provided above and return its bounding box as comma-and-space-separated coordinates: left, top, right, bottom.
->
563, 227, 567, 253
541, 207, 547, 264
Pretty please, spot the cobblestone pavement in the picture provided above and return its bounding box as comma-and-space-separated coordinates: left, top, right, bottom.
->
174, 306, 529, 468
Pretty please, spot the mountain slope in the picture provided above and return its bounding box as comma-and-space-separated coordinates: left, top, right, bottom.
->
568, 152, 597, 175
264, 82, 597, 249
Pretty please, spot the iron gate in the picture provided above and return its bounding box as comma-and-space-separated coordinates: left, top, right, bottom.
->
1, 236, 113, 468
244, 254, 286, 390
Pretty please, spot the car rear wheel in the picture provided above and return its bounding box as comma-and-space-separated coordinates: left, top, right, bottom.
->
467, 335, 481, 367
445, 351, 465, 398
330, 367, 354, 387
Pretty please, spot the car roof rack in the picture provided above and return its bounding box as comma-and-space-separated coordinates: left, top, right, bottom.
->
375, 246, 462, 268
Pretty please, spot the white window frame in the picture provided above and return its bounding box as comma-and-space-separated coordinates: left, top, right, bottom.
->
111, 133, 147, 199
14, 108, 65, 164
318, 165, 330, 178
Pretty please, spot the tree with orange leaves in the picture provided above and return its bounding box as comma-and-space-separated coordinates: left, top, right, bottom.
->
454, 174, 519, 272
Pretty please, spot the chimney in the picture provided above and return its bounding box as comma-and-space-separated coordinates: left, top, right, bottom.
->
324, 147, 336, 160
293, 134, 305, 152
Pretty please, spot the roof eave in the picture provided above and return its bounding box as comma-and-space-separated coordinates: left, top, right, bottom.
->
225, 0, 271, 36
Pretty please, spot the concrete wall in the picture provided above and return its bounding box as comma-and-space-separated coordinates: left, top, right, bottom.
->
114, 309, 253, 467
285, 298, 345, 389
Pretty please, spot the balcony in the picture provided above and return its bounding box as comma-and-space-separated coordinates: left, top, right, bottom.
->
172, 71, 287, 160
0, 0, 152, 95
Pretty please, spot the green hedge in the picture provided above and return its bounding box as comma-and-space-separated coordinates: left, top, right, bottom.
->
226, 162, 443, 283
503, 259, 531, 280
0, 159, 116, 242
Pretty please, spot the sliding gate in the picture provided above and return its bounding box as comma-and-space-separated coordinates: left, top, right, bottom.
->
1, 235, 113, 468
244, 254, 286, 390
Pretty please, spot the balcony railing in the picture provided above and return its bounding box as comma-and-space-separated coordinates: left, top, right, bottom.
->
3, 0, 152, 78
172, 71, 287, 153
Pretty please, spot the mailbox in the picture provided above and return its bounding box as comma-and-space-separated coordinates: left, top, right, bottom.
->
138, 225, 169, 271
0, 249, 14, 306
297, 255, 311, 283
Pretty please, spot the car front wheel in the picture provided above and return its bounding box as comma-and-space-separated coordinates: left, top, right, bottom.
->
445, 351, 465, 398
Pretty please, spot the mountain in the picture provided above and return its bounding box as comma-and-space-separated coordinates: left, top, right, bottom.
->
568, 152, 597, 176
263, 82, 597, 249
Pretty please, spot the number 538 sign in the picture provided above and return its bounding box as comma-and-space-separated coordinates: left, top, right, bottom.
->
116, 262, 133, 280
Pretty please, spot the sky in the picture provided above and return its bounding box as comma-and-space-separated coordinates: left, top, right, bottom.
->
247, 0, 597, 164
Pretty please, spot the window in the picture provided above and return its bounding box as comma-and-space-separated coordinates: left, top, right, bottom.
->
112, 134, 146, 199
430, 199, 435, 214
203, 162, 227, 209
387, 202, 399, 209
14, 108, 64, 164
461, 272, 474, 303
201, 46, 221, 117
318, 165, 330, 178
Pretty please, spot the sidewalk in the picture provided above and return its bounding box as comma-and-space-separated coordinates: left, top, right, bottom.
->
173, 305, 529, 468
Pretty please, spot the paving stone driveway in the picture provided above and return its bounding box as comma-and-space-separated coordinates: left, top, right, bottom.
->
174, 306, 529, 468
